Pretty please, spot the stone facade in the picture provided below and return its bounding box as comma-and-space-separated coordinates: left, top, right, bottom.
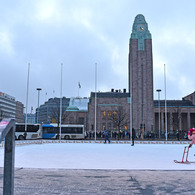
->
154, 100, 195, 136
183, 91, 195, 105
88, 91, 130, 132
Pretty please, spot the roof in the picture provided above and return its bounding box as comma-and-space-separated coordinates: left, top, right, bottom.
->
154, 100, 195, 107
66, 105, 79, 111
66, 97, 89, 112
90, 92, 130, 98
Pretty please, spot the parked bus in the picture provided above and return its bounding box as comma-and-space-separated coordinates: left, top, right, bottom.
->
15, 123, 42, 140
42, 124, 85, 140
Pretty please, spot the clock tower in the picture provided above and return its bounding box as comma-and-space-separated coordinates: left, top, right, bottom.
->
129, 14, 154, 134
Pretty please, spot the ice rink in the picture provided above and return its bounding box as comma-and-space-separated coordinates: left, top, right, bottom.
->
1, 141, 195, 170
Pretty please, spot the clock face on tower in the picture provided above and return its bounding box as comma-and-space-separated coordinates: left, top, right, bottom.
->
137, 24, 145, 32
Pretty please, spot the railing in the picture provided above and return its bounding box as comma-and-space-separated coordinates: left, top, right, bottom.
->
0, 118, 15, 195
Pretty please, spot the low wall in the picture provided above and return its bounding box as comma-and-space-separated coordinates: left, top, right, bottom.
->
0, 139, 191, 148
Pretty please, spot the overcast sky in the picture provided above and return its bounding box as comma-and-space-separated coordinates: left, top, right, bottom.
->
1, 0, 195, 113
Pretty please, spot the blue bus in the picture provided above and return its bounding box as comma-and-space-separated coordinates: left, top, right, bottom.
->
42, 124, 85, 140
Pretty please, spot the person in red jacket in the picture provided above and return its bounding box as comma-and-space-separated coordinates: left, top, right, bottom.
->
188, 127, 195, 148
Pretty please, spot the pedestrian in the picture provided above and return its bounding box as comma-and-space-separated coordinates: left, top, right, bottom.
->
188, 127, 195, 148
119, 130, 122, 139
176, 130, 180, 141
151, 131, 154, 140
89, 131, 92, 139
104, 130, 110, 144
131, 128, 135, 146
85, 131, 88, 139
184, 131, 188, 139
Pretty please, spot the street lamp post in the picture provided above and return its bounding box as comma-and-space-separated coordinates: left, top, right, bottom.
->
36, 88, 42, 124
156, 89, 161, 139
95, 63, 97, 141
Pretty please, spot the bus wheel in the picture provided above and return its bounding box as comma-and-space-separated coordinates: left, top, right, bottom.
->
64, 135, 70, 140
18, 135, 24, 140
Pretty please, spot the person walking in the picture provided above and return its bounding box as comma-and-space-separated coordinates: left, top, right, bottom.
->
131, 128, 135, 146
188, 127, 195, 148
176, 130, 180, 141
104, 130, 110, 144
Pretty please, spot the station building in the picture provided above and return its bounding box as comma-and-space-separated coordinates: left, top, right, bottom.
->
154, 93, 195, 137
36, 14, 195, 139
88, 90, 130, 133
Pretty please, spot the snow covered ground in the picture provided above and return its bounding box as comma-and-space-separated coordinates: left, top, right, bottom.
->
0, 142, 195, 170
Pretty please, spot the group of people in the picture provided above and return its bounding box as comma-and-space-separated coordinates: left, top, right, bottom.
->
87, 127, 195, 147
85, 130, 131, 140
103, 127, 195, 148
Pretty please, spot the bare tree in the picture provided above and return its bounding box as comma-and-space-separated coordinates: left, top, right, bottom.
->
171, 107, 182, 131
50, 98, 70, 127
108, 106, 129, 131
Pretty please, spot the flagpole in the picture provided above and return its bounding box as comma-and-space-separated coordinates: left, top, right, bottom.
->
164, 64, 168, 141
78, 81, 81, 97
94, 63, 97, 141
25, 63, 30, 137
60, 63, 63, 142
78, 82, 79, 97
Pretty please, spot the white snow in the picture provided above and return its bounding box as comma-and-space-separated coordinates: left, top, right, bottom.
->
0, 142, 195, 170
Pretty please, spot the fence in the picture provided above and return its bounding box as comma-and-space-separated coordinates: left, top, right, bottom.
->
0, 118, 15, 195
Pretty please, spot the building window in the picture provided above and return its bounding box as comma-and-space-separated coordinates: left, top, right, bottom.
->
108, 111, 112, 117
102, 123, 106, 130
113, 111, 117, 118
78, 117, 84, 124
102, 111, 106, 118
91, 124, 94, 131
113, 123, 117, 130
70, 117, 74, 124
108, 123, 112, 130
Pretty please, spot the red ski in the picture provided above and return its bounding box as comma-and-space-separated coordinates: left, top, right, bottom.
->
174, 160, 195, 164
174, 146, 191, 164
174, 160, 190, 164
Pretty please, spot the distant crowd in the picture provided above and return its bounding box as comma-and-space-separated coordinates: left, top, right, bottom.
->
85, 130, 130, 140
85, 130, 190, 140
